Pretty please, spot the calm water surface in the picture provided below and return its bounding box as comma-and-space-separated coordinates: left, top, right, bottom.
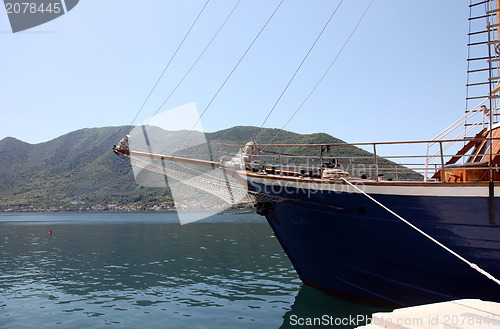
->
0, 212, 390, 328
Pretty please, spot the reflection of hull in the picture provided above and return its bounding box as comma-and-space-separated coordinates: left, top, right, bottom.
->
279, 285, 392, 329
248, 174, 500, 306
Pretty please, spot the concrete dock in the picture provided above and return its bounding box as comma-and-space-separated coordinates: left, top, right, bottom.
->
356, 299, 500, 329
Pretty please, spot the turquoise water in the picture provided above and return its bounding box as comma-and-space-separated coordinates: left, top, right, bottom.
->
0, 212, 390, 328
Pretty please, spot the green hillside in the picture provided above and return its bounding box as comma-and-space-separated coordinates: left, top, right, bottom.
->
0, 126, 171, 211
0, 126, 406, 211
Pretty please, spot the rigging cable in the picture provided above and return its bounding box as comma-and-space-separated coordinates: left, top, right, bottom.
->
173, 0, 287, 155
263, 0, 374, 150
252, 0, 344, 142
126, 0, 211, 135
143, 0, 242, 128
341, 177, 500, 287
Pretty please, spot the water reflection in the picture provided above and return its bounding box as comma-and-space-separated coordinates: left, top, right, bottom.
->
281, 285, 392, 328
0, 214, 299, 328
0, 213, 392, 329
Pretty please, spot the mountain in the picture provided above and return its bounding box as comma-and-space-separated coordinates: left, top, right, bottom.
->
0, 126, 169, 211
0, 126, 404, 211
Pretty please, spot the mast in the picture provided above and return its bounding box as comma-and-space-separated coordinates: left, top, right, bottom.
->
490, 0, 500, 223
490, 0, 500, 122
466, 0, 500, 222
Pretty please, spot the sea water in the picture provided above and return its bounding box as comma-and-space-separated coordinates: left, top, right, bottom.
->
0, 212, 390, 328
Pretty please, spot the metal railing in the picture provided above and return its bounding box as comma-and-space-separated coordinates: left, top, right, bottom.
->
424, 99, 490, 180
219, 135, 500, 183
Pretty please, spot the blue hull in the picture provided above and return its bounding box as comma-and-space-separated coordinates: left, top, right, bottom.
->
250, 179, 500, 305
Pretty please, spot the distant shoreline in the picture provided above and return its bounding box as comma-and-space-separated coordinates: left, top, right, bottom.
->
1, 204, 254, 214
1, 208, 176, 213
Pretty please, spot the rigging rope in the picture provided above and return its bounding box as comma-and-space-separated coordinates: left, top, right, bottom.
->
173, 0, 286, 155
252, 0, 344, 142
143, 0, 241, 128
340, 177, 500, 287
126, 0, 211, 135
263, 0, 374, 149
121, 153, 284, 205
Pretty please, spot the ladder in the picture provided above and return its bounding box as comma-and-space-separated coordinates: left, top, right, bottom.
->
466, 0, 500, 131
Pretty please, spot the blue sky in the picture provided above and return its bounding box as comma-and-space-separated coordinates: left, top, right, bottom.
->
0, 0, 470, 145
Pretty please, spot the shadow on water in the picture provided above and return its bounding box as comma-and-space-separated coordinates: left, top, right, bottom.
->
280, 284, 393, 328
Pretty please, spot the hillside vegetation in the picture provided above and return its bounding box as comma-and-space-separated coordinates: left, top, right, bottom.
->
0, 126, 409, 211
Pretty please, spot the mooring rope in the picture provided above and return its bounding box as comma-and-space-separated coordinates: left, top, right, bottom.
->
340, 177, 500, 287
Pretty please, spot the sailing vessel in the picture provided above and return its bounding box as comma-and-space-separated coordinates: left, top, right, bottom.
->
115, 0, 500, 306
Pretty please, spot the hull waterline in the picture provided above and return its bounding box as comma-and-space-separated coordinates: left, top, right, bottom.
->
249, 177, 500, 306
